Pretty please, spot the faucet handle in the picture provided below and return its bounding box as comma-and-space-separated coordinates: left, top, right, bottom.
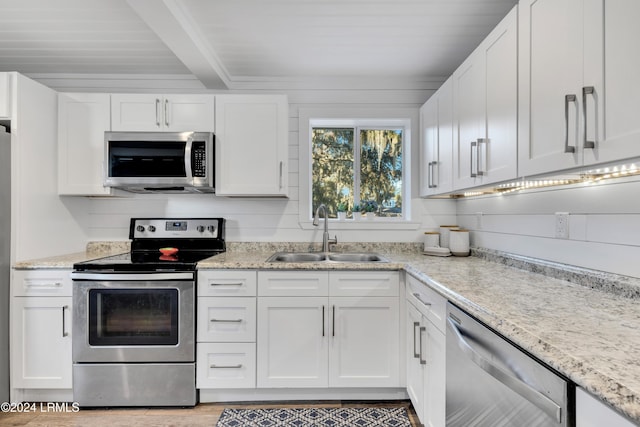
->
328, 235, 338, 250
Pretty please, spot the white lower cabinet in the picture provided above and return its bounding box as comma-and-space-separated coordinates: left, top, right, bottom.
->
11, 270, 72, 391
256, 271, 401, 389
576, 387, 637, 427
405, 275, 446, 427
196, 270, 257, 389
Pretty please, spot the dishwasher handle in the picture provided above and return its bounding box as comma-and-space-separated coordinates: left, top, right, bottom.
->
447, 316, 562, 424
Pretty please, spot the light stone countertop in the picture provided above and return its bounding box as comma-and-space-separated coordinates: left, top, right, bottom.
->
13, 243, 640, 423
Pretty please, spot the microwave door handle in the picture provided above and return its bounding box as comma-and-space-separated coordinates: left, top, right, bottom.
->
184, 136, 194, 180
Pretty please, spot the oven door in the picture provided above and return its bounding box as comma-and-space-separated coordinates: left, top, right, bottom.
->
72, 273, 195, 363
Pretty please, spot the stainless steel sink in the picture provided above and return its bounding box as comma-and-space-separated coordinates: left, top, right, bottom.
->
327, 253, 389, 262
266, 252, 389, 263
267, 252, 328, 262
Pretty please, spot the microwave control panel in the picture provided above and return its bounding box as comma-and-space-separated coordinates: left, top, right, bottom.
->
191, 141, 206, 177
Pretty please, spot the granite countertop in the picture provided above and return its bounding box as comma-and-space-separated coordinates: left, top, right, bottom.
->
13, 243, 640, 422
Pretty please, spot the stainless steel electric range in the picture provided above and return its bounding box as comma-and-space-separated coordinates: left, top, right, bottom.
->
71, 218, 225, 407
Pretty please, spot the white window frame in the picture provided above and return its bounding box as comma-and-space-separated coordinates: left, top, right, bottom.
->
298, 107, 421, 230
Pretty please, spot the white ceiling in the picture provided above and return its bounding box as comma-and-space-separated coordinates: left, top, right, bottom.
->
0, 0, 518, 90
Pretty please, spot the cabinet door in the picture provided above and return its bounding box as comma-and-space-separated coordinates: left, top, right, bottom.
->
425, 323, 446, 427
576, 387, 636, 427
583, 0, 640, 166
11, 297, 72, 389
0, 72, 10, 117
164, 95, 214, 132
453, 50, 484, 189
480, 6, 518, 185
436, 78, 454, 194
58, 93, 112, 196
215, 95, 288, 196
256, 297, 328, 388
111, 94, 162, 131
519, 0, 584, 176
328, 297, 400, 388
406, 302, 426, 423
420, 96, 438, 197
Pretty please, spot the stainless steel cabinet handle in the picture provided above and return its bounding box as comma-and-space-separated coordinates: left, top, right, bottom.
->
419, 326, 427, 365
564, 94, 577, 153
210, 318, 243, 323
413, 322, 420, 358
477, 138, 488, 176
582, 86, 595, 149
164, 98, 169, 127
332, 305, 336, 337
428, 161, 438, 188
62, 305, 69, 337
210, 364, 243, 369
447, 316, 562, 423
155, 98, 161, 127
210, 282, 243, 286
279, 161, 283, 190
470, 141, 477, 177
322, 305, 325, 337
413, 293, 432, 308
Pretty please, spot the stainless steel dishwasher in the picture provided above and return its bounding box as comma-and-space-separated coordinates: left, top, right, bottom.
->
446, 303, 574, 426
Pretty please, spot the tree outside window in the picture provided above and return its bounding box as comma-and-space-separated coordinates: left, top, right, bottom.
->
312, 126, 403, 219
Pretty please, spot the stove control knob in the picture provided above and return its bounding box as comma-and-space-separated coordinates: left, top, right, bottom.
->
196, 225, 205, 233
148, 225, 156, 232
136, 225, 145, 232
207, 225, 216, 233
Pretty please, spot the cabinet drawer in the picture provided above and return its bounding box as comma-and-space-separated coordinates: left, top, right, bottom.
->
196, 343, 256, 389
329, 271, 399, 297
197, 297, 256, 342
258, 271, 329, 296
198, 270, 257, 296
13, 269, 72, 297
406, 274, 446, 333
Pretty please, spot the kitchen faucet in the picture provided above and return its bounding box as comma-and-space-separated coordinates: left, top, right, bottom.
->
313, 204, 338, 252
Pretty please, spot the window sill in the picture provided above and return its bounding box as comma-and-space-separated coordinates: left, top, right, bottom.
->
299, 220, 421, 230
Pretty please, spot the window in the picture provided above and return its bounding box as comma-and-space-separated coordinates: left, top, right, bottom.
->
311, 123, 404, 219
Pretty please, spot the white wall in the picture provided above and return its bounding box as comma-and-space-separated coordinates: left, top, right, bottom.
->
44, 75, 457, 245
456, 175, 640, 278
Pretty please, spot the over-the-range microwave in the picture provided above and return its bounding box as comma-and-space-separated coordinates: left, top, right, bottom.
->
104, 131, 215, 193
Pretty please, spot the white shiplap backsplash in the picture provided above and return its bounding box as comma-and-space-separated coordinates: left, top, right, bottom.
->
456, 175, 640, 278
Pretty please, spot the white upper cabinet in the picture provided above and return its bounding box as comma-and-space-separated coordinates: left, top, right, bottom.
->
583, 0, 640, 166
519, 0, 640, 176
420, 77, 453, 197
0, 72, 11, 118
111, 94, 214, 132
58, 93, 113, 196
215, 94, 288, 197
453, 5, 518, 189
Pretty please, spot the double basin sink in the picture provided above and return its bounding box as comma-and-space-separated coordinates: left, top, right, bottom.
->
267, 252, 389, 263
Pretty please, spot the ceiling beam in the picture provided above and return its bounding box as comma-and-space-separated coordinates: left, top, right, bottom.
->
126, 0, 230, 89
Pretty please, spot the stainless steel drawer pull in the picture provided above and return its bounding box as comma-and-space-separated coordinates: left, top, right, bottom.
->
582, 86, 595, 149
447, 316, 562, 423
155, 98, 161, 127
210, 282, 244, 286
210, 318, 243, 323
413, 293, 432, 307
413, 322, 420, 358
210, 364, 243, 369
164, 98, 169, 127
419, 326, 427, 365
564, 94, 577, 153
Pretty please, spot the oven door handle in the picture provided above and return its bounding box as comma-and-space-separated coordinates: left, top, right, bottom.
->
447, 317, 562, 423
71, 272, 194, 281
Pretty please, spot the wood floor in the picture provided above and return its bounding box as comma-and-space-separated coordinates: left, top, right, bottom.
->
0, 400, 420, 426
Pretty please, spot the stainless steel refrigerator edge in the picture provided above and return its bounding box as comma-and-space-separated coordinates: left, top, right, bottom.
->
0, 125, 10, 402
